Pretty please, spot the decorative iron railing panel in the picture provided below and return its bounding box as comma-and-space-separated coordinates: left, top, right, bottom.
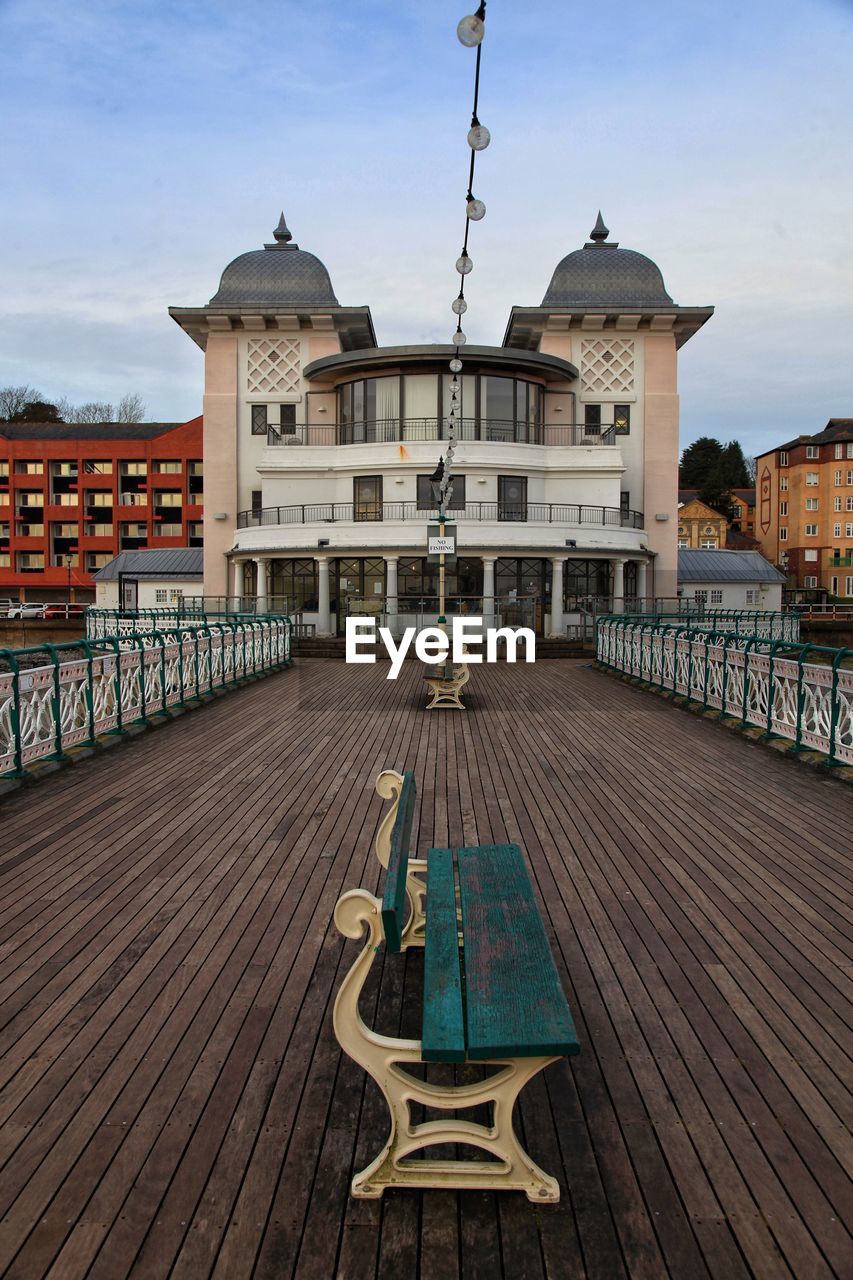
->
0, 614, 292, 780
595, 614, 852, 766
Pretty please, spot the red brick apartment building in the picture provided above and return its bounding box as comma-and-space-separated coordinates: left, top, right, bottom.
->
0, 417, 203, 602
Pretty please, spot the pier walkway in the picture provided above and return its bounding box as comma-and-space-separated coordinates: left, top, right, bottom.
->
0, 658, 850, 1279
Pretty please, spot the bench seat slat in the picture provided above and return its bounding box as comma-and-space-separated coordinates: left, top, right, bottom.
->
421, 848, 466, 1062
457, 844, 580, 1060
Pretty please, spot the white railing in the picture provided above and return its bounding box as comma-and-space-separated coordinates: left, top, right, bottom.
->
595, 616, 852, 766
0, 616, 292, 778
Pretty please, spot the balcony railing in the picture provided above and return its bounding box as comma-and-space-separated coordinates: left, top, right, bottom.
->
265, 417, 621, 448
237, 501, 644, 530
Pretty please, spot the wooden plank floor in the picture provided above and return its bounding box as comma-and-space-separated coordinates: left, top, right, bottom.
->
0, 657, 850, 1280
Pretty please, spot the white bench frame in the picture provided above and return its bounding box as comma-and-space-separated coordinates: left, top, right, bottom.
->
424, 661, 470, 710
332, 768, 562, 1201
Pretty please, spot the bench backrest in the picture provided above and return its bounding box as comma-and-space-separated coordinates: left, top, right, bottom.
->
381, 770, 416, 952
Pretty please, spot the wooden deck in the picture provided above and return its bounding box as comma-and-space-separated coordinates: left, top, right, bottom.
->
0, 658, 850, 1279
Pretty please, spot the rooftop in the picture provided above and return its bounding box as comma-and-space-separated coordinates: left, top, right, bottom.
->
0, 658, 847, 1278
678, 548, 785, 583
93, 546, 203, 581
542, 212, 673, 307
0, 421, 193, 441
757, 419, 853, 457
209, 212, 339, 308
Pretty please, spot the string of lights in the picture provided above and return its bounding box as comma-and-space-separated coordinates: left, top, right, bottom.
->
438, 2, 488, 511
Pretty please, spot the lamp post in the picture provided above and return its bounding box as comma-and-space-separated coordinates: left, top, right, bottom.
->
430, 440, 456, 676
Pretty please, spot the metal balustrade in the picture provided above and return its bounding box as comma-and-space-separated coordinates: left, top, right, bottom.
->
595, 615, 852, 766
266, 417, 621, 448
237, 500, 644, 530
0, 613, 293, 779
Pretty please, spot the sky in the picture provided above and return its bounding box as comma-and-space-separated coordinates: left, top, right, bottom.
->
0, 0, 851, 460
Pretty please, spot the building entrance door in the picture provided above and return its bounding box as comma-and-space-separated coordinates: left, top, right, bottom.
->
496, 557, 550, 634
334, 556, 385, 634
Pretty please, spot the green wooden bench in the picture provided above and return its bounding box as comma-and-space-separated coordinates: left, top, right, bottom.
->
333, 768, 580, 1201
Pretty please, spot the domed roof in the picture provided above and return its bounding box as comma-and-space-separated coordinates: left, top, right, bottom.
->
542, 213, 673, 307
209, 213, 339, 308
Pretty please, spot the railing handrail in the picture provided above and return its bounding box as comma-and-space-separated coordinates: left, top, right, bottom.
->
265, 417, 622, 447
236, 500, 644, 530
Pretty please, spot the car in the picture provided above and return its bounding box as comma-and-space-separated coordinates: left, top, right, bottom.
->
42, 603, 87, 620
6, 604, 45, 619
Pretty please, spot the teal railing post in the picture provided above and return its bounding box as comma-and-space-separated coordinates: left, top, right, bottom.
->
83, 639, 96, 747
827, 648, 850, 766
793, 644, 815, 752
43, 643, 68, 761
0, 648, 24, 777
763, 639, 786, 738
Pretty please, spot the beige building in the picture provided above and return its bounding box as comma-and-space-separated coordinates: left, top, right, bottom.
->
169, 212, 713, 633
755, 419, 853, 598
677, 497, 728, 549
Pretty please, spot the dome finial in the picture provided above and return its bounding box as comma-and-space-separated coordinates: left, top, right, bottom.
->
590, 211, 609, 243
273, 211, 293, 243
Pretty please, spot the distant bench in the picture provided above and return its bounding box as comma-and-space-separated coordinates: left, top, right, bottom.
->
333, 768, 580, 1201
423, 658, 470, 710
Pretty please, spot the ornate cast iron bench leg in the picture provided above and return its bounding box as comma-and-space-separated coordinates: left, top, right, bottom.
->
333, 889, 561, 1201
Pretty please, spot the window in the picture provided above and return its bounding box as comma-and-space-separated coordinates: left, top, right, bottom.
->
710, 590, 723, 604
779, 527, 788, 541
155, 589, 168, 603
251, 490, 262, 517
279, 404, 296, 435
848, 497, 853, 512
153, 460, 182, 473
700, 537, 718, 548
804, 523, 818, 536
354, 475, 383, 521
835, 470, 842, 485
846, 576, 853, 597
848, 443, 853, 459
416, 475, 465, 510
848, 469, 853, 485
498, 475, 527, 521
745, 590, 757, 604
677, 537, 689, 548
835, 497, 843, 511
835, 443, 843, 459
806, 497, 818, 510
17, 552, 44, 570
613, 405, 630, 435
806, 445, 819, 459
339, 377, 401, 442
85, 523, 113, 537
155, 523, 182, 537
834, 524, 842, 538
804, 576, 818, 589
154, 491, 182, 507
583, 404, 601, 436
84, 460, 112, 475
779, 501, 788, 515
780, 476, 788, 491
86, 552, 113, 571
0, 553, 8, 568
779, 451, 788, 466
14, 460, 44, 474
805, 472, 819, 486
251, 404, 268, 435
270, 558, 318, 610
694, 590, 707, 604
804, 549, 818, 562
847, 523, 853, 538
121, 461, 147, 476
620, 491, 630, 514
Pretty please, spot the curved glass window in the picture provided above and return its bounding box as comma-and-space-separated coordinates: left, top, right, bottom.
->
336, 372, 544, 444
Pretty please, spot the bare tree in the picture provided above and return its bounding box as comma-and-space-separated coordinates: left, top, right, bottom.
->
115, 392, 146, 422
0, 385, 44, 420
745, 456, 757, 483
65, 401, 115, 423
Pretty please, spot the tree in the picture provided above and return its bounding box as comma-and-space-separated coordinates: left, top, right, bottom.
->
116, 392, 146, 423
719, 441, 751, 490
64, 401, 114, 423
0, 385, 44, 420
680, 437, 723, 487
10, 400, 64, 423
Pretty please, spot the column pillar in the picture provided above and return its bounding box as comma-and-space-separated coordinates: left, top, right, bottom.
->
612, 558, 625, 614
255, 557, 269, 614
229, 558, 241, 607
550, 557, 566, 637
482, 556, 496, 627
636, 559, 648, 612
316, 556, 332, 635
385, 556, 399, 634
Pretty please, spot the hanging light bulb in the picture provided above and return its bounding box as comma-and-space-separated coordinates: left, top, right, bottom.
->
455, 252, 473, 275
452, 329, 467, 346
466, 197, 486, 221
451, 295, 467, 315
449, 358, 463, 373
467, 123, 491, 151
456, 14, 485, 46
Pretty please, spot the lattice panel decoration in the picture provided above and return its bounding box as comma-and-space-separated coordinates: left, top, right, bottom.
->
247, 338, 301, 395
581, 339, 635, 394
